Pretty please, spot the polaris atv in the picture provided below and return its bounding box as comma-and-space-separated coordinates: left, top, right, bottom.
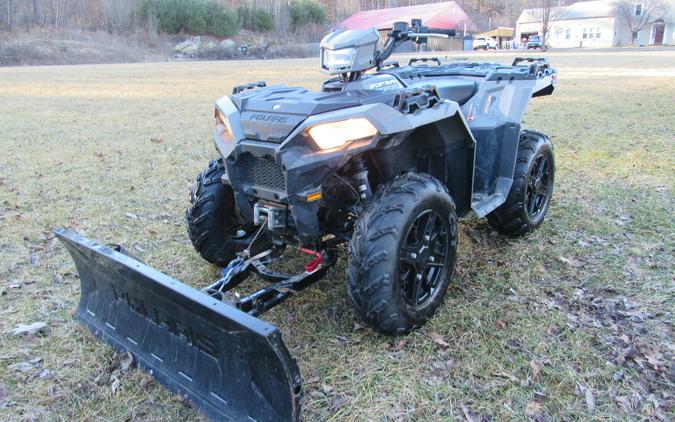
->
56, 20, 557, 422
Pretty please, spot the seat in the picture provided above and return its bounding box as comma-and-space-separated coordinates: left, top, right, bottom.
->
407, 78, 478, 105
432, 78, 478, 105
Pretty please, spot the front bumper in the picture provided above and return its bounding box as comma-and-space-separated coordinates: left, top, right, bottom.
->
216, 137, 329, 244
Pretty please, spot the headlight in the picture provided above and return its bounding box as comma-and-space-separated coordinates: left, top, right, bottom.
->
215, 109, 234, 143
322, 47, 356, 71
308, 118, 377, 150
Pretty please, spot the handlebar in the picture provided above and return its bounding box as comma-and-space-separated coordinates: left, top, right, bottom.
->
421, 28, 456, 37
375, 20, 456, 69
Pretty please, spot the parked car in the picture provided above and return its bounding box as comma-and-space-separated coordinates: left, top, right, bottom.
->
527, 35, 543, 49
473, 36, 498, 50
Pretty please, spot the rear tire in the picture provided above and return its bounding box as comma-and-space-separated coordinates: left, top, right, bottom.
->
487, 130, 555, 236
347, 173, 458, 336
186, 159, 247, 266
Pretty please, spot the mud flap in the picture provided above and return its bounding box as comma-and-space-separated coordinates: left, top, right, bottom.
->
55, 229, 302, 422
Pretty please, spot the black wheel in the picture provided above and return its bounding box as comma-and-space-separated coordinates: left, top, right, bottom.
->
347, 173, 458, 336
186, 159, 248, 266
487, 130, 555, 236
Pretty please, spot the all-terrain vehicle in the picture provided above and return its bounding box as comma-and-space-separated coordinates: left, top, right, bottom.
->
56, 20, 557, 422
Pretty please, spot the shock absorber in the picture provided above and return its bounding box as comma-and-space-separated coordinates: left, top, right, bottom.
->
352, 155, 372, 200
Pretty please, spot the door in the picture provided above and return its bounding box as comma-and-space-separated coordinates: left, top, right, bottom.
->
653, 24, 665, 45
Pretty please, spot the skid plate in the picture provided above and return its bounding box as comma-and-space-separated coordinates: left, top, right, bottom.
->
55, 229, 302, 422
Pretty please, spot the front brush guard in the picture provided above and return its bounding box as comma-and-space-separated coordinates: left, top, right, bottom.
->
55, 229, 303, 422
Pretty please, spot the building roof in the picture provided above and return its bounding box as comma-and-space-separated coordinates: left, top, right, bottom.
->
517, 0, 619, 24
340, 1, 477, 32
476, 27, 514, 38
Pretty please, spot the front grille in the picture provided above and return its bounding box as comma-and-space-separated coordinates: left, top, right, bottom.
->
238, 153, 286, 191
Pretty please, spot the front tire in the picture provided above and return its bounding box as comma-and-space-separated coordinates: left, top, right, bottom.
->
186, 159, 247, 266
487, 131, 555, 236
347, 173, 458, 336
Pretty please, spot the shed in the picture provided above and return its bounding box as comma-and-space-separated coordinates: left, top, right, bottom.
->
475, 27, 514, 49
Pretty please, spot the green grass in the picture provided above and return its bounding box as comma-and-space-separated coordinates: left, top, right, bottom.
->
0, 49, 673, 421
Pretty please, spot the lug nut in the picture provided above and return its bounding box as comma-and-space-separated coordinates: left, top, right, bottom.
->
424, 235, 430, 242
410, 253, 417, 259
416, 274, 422, 280
430, 256, 435, 262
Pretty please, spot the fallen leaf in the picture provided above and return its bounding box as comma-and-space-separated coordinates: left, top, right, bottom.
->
640, 346, 665, 371
10, 321, 48, 337
391, 339, 407, 350
495, 320, 507, 330
559, 256, 583, 268
494, 371, 519, 383
616, 344, 637, 365
118, 352, 134, 374
0, 381, 6, 401
525, 400, 543, 418
330, 394, 348, 409
150, 137, 163, 144
461, 402, 481, 422
429, 331, 450, 347
125, 212, 139, 220
479, 379, 509, 391
530, 360, 541, 379
615, 395, 641, 414
29, 253, 39, 267
322, 384, 333, 395
110, 377, 120, 394
585, 389, 595, 413
306, 375, 320, 384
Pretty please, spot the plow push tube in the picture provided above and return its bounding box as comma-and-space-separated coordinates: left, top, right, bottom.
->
55, 229, 302, 422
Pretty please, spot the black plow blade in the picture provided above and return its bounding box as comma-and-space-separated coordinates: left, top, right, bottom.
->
55, 228, 302, 422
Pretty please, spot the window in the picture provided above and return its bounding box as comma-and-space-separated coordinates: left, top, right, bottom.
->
596, 27, 601, 38
566, 29, 571, 39
635, 3, 642, 16
583, 28, 588, 39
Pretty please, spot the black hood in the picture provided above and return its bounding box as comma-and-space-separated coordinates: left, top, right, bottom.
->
231, 86, 388, 142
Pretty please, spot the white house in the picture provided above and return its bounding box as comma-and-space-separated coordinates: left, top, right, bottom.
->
516, 0, 674, 48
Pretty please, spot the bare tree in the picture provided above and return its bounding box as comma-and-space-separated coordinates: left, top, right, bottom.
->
533, 0, 560, 49
614, 0, 669, 45
32, 0, 41, 25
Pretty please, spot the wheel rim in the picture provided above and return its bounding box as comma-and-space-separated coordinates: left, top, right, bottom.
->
399, 210, 449, 307
525, 154, 552, 219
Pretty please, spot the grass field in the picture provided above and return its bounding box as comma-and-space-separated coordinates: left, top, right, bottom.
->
0, 49, 673, 421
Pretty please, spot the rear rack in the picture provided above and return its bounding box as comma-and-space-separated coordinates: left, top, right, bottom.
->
380, 60, 400, 70
408, 57, 442, 66
512, 57, 552, 76
232, 81, 267, 95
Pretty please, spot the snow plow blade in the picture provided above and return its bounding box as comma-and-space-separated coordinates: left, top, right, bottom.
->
55, 228, 302, 422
